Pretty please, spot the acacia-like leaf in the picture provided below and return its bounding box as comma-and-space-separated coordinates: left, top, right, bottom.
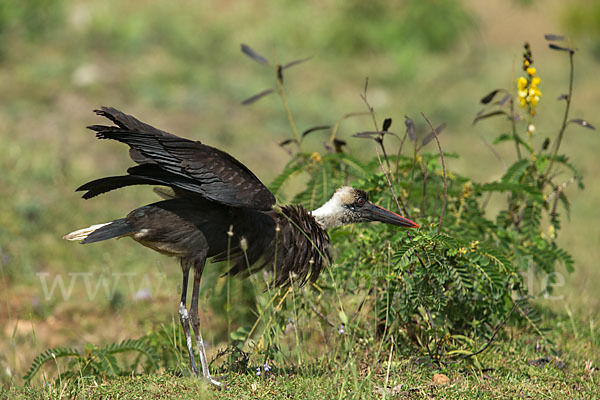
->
242, 89, 275, 105
568, 118, 595, 130
493, 133, 532, 152
241, 44, 269, 64
24, 347, 81, 382
269, 161, 305, 198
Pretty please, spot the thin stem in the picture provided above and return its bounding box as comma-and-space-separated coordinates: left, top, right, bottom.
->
510, 99, 522, 160
373, 143, 410, 218
421, 112, 447, 235
542, 50, 574, 186
275, 65, 302, 152
360, 82, 393, 173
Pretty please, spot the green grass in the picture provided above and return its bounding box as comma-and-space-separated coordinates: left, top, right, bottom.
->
1, 0, 599, 398
3, 313, 599, 399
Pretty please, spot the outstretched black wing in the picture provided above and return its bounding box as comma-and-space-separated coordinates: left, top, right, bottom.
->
78, 107, 276, 210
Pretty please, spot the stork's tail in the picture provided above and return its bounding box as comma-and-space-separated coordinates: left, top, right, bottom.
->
63, 219, 133, 244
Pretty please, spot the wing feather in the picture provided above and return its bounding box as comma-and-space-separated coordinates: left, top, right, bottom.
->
85, 107, 276, 210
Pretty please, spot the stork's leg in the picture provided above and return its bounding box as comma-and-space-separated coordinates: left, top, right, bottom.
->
178, 263, 199, 375
190, 262, 222, 387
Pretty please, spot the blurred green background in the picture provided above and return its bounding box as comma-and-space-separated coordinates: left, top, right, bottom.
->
1, 0, 598, 383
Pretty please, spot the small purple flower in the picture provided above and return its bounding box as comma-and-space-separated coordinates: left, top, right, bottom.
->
256, 367, 261, 376
338, 324, 345, 334
263, 362, 271, 372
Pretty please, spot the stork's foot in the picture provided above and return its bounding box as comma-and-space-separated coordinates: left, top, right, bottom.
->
204, 376, 223, 389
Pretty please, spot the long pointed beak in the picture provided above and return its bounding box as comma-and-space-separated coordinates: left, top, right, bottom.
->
364, 202, 420, 228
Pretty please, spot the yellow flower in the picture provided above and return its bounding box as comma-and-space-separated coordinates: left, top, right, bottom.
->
526, 67, 536, 76
310, 152, 322, 163
457, 247, 467, 256
548, 225, 556, 240
531, 76, 541, 85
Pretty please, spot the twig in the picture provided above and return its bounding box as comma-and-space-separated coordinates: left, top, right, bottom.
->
360, 77, 392, 172
373, 143, 410, 219
275, 64, 302, 152
421, 112, 447, 235
542, 49, 575, 186
308, 300, 335, 328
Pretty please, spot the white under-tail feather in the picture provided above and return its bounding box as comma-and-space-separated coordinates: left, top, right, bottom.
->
63, 222, 111, 241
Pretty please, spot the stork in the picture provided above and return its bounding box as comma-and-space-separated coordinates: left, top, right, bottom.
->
64, 107, 419, 386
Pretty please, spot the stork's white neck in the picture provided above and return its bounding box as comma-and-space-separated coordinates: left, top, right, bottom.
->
312, 197, 345, 230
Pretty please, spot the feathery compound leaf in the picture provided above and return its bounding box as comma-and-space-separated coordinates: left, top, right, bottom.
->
475, 182, 543, 202
24, 347, 81, 382
240, 44, 269, 64
105, 338, 159, 371
493, 133, 533, 153
94, 351, 120, 377
269, 162, 306, 198
501, 159, 531, 183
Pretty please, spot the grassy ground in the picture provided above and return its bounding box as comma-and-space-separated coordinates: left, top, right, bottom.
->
3, 314, 599, 399
1, 0, 599, 398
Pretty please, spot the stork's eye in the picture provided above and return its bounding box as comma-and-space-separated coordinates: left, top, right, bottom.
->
356, 197, 366, 207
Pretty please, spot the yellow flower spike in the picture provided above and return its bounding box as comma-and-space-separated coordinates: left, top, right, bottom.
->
526, 66, 536, 76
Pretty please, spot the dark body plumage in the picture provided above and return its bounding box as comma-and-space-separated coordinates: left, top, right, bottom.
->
66, 107, 418, 385
78, 107, 329, 288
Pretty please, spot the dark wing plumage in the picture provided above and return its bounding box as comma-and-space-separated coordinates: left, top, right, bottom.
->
79, 107, 276, 210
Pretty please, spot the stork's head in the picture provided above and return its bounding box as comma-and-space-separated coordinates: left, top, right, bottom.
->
311, 186, 419, 230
